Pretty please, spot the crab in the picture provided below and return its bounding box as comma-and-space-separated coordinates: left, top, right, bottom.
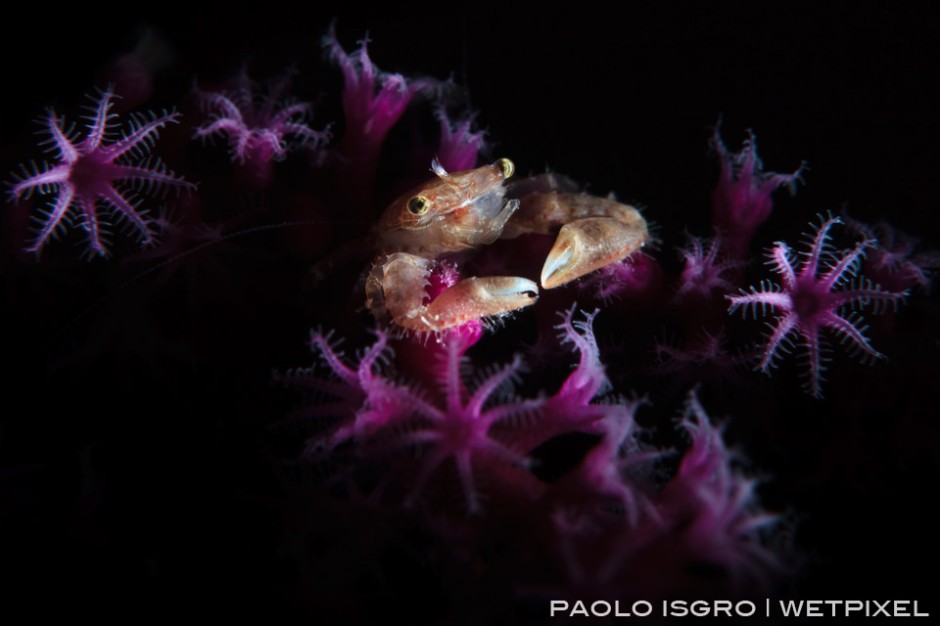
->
365, 158, 649, 332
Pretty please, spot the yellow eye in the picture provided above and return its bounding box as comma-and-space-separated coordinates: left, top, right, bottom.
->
497, 158, 514, 179
407, 195, 431, 215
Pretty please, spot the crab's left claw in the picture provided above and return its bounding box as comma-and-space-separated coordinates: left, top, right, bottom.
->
367, 252, 539, 333
541, 210, 648, 289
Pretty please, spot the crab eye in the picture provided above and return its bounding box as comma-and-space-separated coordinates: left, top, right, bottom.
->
497, 158, 514, 179
407, 195, 431, 216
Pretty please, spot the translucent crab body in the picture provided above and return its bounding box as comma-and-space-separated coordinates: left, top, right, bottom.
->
366, 158, 649, 332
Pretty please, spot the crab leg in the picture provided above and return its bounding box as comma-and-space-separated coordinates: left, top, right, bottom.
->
501, 192, 648, 289
366, 253, 538, 332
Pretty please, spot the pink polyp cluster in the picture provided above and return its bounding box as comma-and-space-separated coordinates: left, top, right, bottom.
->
193, 72, 330, 191
279, 307, 782, 593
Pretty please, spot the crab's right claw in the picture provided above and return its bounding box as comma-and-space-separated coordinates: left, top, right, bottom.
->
541, 211, 648, 289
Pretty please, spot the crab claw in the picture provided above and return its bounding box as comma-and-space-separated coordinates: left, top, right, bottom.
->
368, 252, 540, 333
541, 216, 647, 289
423, 276, 538, 331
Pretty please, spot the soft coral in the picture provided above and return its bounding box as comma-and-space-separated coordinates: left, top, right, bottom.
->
281, 308, 627, 514
193, 71, 330, 190
10, 88, 193, 257
728, 216, 907, 397
711, 127, 804, 261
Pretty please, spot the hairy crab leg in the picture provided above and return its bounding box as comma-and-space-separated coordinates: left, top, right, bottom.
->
501, 192, 648, 289
366, 252, 538, 332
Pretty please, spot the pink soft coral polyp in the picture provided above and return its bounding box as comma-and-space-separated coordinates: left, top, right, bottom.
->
193, 72, 330, 190
326, 27, 436, 165
281, 308, 629, 513
711, 127, 804, 260
728, 216, 907, 397
10, 89, 194, 257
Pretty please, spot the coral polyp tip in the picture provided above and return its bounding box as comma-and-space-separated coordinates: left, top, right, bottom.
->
435, 107, 486, 172
675, 233, 744, 301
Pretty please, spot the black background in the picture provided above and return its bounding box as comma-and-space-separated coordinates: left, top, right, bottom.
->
2, 1, 938, 621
